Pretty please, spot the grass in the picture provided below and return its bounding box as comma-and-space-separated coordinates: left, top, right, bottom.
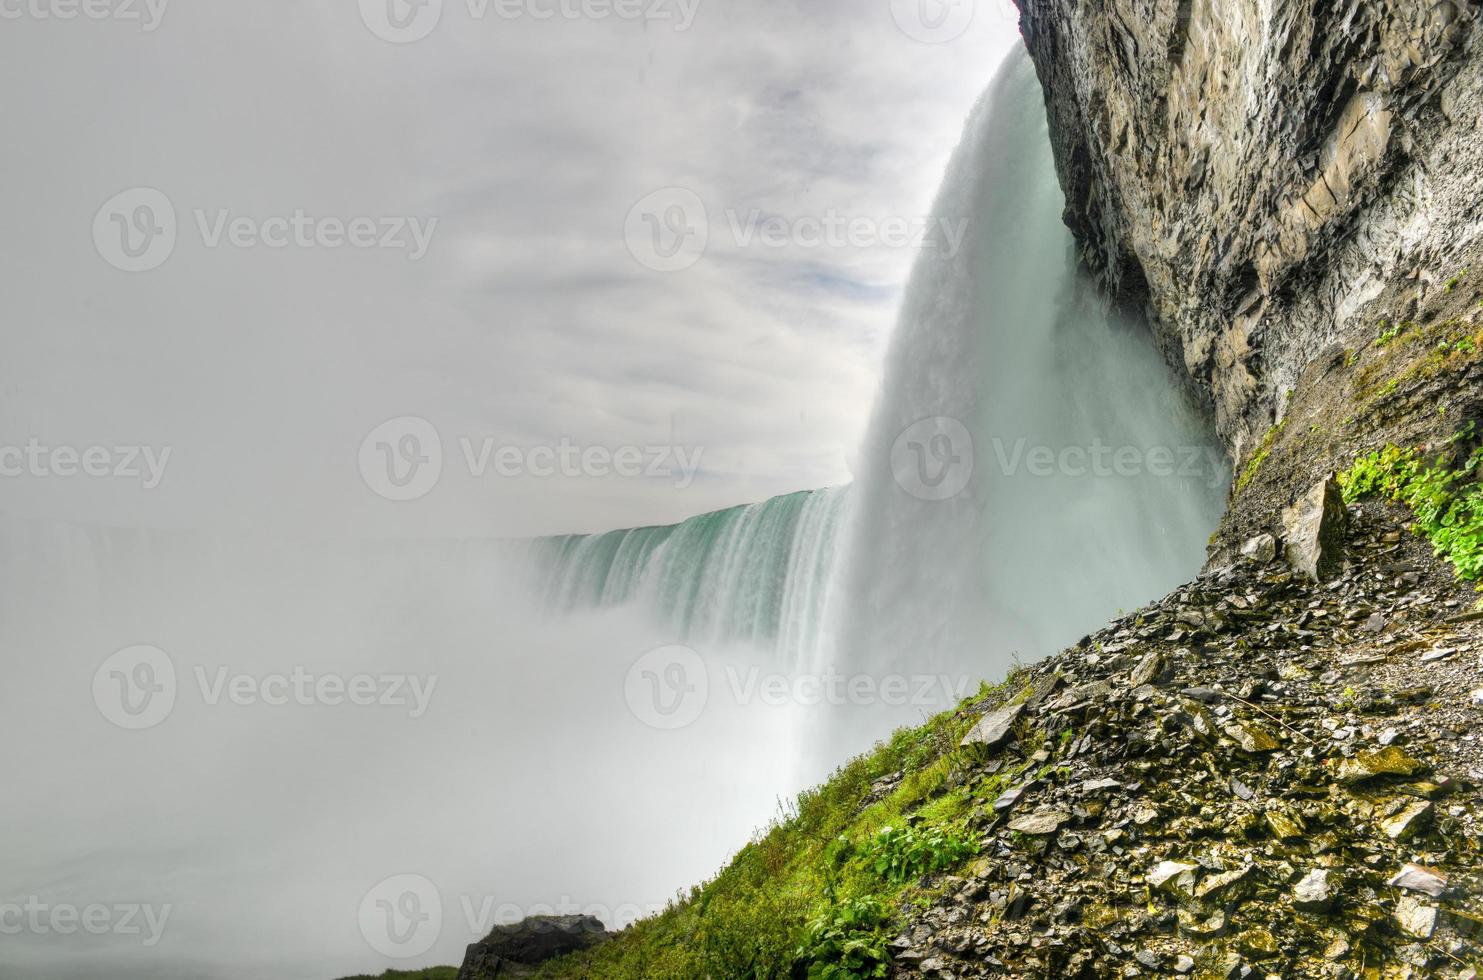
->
1236, 419, 1286, 494
527, 671, 1032, 979
1354, 319, 1483, 403
1339, 426, 1483, 582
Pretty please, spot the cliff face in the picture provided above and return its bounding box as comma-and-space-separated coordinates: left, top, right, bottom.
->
1014, 0, 1483, 466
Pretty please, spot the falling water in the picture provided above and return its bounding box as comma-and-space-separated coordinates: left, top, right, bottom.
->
534, 51, 1227, 706
831, 49, 1228, 695
529, 485, 848, 658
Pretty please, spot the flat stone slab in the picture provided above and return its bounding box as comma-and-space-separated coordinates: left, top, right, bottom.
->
1007, 810, 1068, 835
961, 701, 1026, 749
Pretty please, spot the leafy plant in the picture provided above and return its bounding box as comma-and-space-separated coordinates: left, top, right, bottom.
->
1375, 322, 1403, 347
1339, 431, 1483, 582
797, 896, 892, 980
859, 823, 978, 885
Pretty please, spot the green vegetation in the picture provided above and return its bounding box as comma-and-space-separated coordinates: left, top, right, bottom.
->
1355, 318, 1483, 402
1444, 269, 1469, 293
1236, 420, 1286, 493
1374, 321, 1404, 347
1339, 427, 1483, 582
529, 674, 1031, 979
857, 822, 978, 885
797, 896, 892, 979
337, 970, 459, 980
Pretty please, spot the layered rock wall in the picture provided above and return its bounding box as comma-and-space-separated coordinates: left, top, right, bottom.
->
1014, 0, 1483, 465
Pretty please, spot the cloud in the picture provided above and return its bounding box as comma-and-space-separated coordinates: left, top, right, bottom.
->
0, 0, 1021, 538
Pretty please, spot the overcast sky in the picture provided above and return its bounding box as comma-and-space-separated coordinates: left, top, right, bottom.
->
1, 0, 1022, 538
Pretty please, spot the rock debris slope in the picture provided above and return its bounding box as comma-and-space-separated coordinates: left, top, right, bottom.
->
887, 498, 1481, 978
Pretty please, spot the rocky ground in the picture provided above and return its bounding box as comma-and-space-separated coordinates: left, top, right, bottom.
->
888, 499, 1482, 979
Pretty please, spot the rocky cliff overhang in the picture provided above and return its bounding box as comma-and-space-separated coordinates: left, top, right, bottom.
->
1013, 0, 1482, 470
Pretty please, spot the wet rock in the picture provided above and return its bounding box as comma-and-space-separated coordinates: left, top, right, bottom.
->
1178, 908, 1227, 939
1129, 650, 1164, 687
993, 783, 1030, 812
1265, 810, 1305, 840
1238, 927, 1281, 959
1394, 896, 1438, 939
1292, 869, 1340, 911
457, 915, 610, 980
1241, 533, 1278, 563
1007, 810, 1068, 835
1379, 800, 1432, 841
1226, 722, 1280, 753
1338, 747, 1424, 784
961, 702, 1026, 750
1388, 863, 1448, 897
1194, 864, 1253, 900
1282, 477, 1348, 582
1148, 860, 1198, 891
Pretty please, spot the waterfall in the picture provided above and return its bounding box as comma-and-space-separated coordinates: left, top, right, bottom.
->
527, 50, 1227, 704
535, 50, 1225, 697
831, 49, 1227, 687
529, 485, 848, 659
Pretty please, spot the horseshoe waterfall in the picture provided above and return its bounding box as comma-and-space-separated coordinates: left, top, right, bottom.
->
529, 51, 1227, 734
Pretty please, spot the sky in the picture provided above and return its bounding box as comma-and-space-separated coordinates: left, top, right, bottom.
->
0, 0, 1023, 538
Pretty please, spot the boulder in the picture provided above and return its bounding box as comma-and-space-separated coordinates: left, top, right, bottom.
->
1292, 869, 1339, 912
961, 701, 1026, 750
1387, 863, 1448, 898
1240, 533, 1278, 563
1281, 476, 1347, 581
457, 915, 611, 979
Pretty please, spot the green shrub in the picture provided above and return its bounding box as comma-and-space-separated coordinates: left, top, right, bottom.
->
1339, 431, 1483, 582
858, 823, 978, 885
796, 896, 892, 980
